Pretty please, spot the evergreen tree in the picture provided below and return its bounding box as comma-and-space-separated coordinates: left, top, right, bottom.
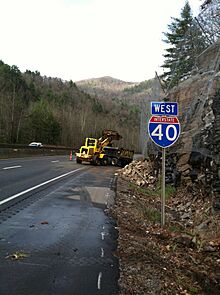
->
161, 1, 206, 88
29, 100, 61, 144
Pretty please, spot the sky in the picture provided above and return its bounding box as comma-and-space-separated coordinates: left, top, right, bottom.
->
0, 0, 202, 82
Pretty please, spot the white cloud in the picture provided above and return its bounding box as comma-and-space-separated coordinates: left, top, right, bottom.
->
0, 0, 201, 82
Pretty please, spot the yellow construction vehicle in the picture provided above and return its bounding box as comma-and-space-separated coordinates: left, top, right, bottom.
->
75, 130, 122, 165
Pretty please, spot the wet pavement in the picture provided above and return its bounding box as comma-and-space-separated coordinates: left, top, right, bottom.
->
0, 165, 119, 295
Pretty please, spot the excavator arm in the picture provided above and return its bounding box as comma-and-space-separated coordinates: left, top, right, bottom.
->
98, 130, 122, 148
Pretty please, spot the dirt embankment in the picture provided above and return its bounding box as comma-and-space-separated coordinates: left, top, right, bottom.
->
111, 160, 220, 295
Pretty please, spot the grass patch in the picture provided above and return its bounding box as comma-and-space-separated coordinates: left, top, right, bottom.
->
129, 182, 176, 199
129, 182, 160, 197
138, 186, 160, 196
141, 207, 161, 223
169, 225, 182, 233
189, 287, 199, 294
165, 184, 176, 199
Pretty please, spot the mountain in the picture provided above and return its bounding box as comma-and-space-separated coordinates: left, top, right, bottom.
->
76, 76, 157, 104
76, 76, 136, 93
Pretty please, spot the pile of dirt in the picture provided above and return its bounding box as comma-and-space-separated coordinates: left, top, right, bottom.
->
111, 160, 220, 295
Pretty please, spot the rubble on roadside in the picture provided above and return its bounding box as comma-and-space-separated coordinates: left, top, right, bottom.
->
121, 159, 157, 187
110, 160, 220, 295
6, 251, 29, 260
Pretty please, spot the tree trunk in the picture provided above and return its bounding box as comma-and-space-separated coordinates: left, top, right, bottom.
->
16, 110, 23, 143
11, 85, 16, 143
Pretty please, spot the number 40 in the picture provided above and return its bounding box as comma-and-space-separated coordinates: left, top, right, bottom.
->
152, 124, 177, 141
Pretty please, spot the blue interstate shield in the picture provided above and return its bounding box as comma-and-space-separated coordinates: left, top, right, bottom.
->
148, 116, 181, 148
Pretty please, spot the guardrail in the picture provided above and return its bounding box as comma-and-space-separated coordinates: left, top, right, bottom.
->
0, 144, 79, 159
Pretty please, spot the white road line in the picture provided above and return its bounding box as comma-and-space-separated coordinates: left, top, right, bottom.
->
97, 272, 102, 290
101, 248, 104, 258
0, 167, 84, 206
51, 160, 59, 163
3, 165, 22, 170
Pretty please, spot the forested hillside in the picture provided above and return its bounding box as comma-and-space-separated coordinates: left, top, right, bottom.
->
76, 76, 157, 105
0, 61, 139, 150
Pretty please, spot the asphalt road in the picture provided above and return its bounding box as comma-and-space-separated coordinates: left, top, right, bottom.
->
0, 156, 79, 202
0, 156, 119, 295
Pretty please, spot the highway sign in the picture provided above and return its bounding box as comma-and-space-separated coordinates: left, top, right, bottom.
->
149, 101, 180, 226
148, 116, 180, 148
151, 102, 178, 116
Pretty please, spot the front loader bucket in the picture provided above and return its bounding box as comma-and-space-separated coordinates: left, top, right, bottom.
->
102, 130, 122, 140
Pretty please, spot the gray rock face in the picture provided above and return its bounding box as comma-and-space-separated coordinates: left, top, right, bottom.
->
149, 41, 220, 210
211, 89, 220, 210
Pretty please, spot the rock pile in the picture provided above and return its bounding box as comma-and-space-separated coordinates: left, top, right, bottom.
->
121, 160, 157, 187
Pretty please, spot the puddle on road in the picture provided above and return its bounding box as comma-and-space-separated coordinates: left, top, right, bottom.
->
65, 186, 115, 206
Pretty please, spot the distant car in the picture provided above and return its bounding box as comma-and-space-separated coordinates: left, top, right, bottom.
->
28, 142, 43, 147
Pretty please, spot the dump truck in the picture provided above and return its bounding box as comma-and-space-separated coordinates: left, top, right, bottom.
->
102, 146, 134, 167
75, 130, 133, 166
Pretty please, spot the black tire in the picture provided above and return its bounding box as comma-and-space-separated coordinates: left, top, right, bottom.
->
76, 158, 82, 164
111, 158, 118, 166
102, 157, 109, 166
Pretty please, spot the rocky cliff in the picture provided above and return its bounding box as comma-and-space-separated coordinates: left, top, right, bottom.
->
168, 39, 220, 210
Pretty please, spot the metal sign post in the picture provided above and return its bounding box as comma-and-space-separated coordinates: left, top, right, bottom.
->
162, 148, 166, 226
148, 101, 180, 227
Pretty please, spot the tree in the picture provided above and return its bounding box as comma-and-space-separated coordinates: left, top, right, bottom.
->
0, 59, 140, 150
0, 62, 30, 143
29, 100, 61, 144
161, 1, 206, 88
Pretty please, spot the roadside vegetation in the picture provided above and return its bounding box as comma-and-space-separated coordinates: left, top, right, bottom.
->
0, 62, 139, 150
161, 0, 219, 89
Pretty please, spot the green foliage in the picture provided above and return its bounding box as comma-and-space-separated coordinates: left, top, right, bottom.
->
161, 1, 206, 88
169, 225, 182, 233
165, 184, 176, 199
29, 100, 61, 144
0, 61, 31, 143
129, 181, 175, 199
189, 287, 199, 294
129, 182, 160, 197
0, 60, 140, 150
123, 79, 153, 94
92, 100, 103, 113
69, 80, 75, 88
129, 105, 140, 119
141, 207, 161, 223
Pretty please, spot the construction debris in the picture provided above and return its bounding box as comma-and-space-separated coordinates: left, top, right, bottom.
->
40, 221, 49, 225
6, 251, 29, 260
110, 159, 220, 295
121, 159, 156, 187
